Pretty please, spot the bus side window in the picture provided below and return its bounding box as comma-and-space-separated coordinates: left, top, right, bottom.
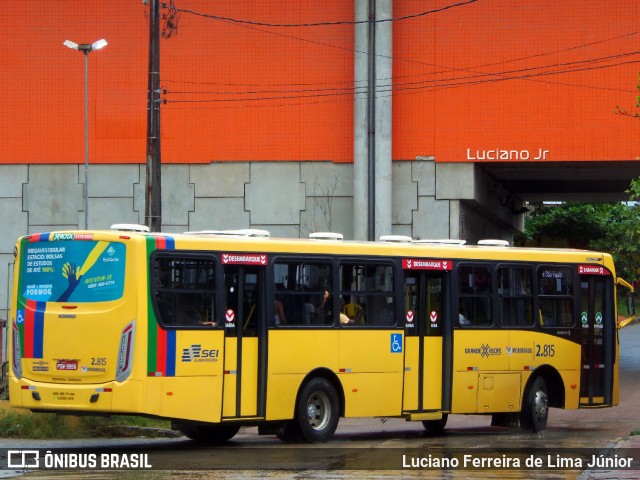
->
457, 264, 493, 327
152, 254, 217, 328
498, 266, 534, 327
339, 262, 395, 327
538, 267, 574, 328
273, 261, 333, 326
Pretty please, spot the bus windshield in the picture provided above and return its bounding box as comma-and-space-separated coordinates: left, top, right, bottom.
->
21, 239, 126, 303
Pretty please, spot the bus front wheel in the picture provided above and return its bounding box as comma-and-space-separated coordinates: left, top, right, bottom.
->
292, 377, 340, 443
520, 376, 549, 433
179, 423, 241, 444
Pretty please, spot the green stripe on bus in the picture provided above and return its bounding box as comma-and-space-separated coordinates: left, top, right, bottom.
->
146, 236, 158, 375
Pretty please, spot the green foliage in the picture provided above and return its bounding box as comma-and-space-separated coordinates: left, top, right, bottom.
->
518, 202, 623, 246
614, 72, 640, 119
519, 179, 640, 280
628, 176, 640, 200
0, 406, 173, 439
0, 410, 70, 438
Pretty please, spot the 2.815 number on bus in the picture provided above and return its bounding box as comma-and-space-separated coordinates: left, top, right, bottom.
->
535, 344, 555, 357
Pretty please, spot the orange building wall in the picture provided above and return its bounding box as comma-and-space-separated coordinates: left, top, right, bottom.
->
3, 2, 148, 164
393, 0, 640, 162
2, 1, 354, 164
2, 1, 639, 165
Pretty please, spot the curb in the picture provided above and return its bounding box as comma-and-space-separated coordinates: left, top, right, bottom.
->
577, 435, 640, 479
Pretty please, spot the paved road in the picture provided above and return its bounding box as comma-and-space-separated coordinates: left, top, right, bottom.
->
3, 323, 640, 479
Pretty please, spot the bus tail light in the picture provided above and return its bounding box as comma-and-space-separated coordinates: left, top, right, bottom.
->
115, 321, 135, 383
11, 321, 22, 380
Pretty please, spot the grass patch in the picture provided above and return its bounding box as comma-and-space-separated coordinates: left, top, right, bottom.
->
0, 407, 174, 439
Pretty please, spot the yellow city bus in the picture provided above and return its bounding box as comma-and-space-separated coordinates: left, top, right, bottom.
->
8, 227, 633, 443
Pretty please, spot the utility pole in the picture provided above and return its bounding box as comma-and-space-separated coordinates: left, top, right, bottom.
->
145, 0, 162, 232
367, 0, 376, 241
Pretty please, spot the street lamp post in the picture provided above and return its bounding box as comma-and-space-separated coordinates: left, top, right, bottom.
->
63, 39, 108, 230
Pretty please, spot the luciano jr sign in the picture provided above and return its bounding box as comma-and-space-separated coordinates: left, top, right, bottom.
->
466, 148, 550, 161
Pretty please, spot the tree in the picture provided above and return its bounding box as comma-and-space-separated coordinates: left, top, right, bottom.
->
615, 72, 640, 121
517, 202, 617, 248
605, 178, 640, 280
517, 184, 640, 280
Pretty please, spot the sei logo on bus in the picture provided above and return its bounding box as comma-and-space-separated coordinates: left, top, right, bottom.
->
181, 344, 219, 363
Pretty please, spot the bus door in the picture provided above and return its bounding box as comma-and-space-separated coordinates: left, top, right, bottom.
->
221, 263, 265, 419
402, 259, 450, 413
578, 265, 614, 406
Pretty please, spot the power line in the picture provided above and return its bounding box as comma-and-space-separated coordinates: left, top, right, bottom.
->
164, 50, 640, 95
164, 61, 640, 106
161, 57, 639, 111
172, 0, 479, 28
159, 3, 639, 109
166, 0, 637, 78
162, 51, 640, 104
471, 31, 639, 70
158, 16, 639, 97
161, 47, 640, 95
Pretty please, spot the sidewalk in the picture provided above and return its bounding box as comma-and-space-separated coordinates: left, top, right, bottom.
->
577, 434, 640, 479
580, 317, 640, 479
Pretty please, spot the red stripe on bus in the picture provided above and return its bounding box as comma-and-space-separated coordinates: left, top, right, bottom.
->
156, 327, 167, 375
24, 300, 36, 358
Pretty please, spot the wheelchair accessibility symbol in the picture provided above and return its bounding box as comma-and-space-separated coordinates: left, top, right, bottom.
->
390, 333, 403, 353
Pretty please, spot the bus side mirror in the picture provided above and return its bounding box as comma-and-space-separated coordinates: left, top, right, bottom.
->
627, 292, 635, 317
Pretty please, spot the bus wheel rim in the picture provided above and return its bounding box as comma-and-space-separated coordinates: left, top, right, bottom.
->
534, 389, 548, 422
306, 391, 331, 431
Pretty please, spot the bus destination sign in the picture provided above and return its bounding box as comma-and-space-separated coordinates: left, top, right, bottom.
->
221, 253, 268, 266
578, 265, 610, 276
402, 259, 452, 271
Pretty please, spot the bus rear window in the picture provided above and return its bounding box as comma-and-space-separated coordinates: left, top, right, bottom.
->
21, 240, 126, 302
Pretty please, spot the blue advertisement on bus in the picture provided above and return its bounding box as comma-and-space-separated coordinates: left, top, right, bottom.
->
21, 239, 126, 303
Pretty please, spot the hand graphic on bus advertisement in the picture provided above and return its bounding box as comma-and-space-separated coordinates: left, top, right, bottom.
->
56, 262, 83, 302
61, 262, 79, 281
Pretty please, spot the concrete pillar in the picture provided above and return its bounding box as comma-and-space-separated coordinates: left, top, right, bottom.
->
353, 0, 370, 240
374, 0, 393, 239
353, 0, 394, 241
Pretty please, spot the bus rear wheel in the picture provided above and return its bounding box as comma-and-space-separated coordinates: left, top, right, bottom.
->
422, 414, 448, 434
179, 423, 241, 444
291, 377, 340, 443
520, 376, 549, 433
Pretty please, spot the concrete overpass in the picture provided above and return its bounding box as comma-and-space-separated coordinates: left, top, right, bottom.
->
478, 161, 640, 202
429, 159, 640, 243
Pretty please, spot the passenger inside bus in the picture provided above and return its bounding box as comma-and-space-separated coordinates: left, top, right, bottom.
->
275, 292, 287, 325
301, 291, 331, 325
340, 297, 363, 325
315, 290, 330, 324
302, 296, 314, 324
